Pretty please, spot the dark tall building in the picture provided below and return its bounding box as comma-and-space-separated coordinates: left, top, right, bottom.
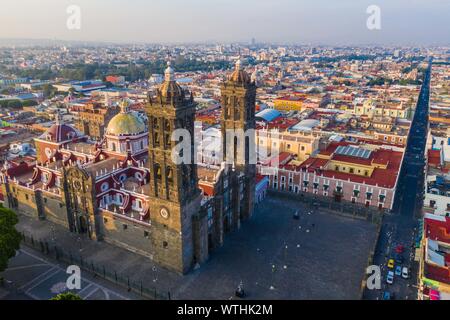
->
220, 58, 257, 220
145, 62, 208, 273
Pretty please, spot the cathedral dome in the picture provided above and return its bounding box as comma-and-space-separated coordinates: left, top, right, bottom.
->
159, 61, 184, 99
106, 101, 146, 136
40, 112, 81, 143
229, 58, 251, 84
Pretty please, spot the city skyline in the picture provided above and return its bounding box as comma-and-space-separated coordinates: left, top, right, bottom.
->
0, 0, 449, 46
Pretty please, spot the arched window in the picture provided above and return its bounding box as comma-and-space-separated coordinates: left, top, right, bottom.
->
166, 166, 173, 183
155, 164, 162, 180
153, 117, 159, 129
111, 142, 116, 152
165, 134, 171, 147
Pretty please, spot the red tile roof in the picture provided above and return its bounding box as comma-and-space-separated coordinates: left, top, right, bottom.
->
428, 149, 441, 167
424, 215, 450, 244
297, 142, 403, 188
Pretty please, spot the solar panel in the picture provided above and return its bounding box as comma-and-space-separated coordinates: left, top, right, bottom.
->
335, 145, 372, 159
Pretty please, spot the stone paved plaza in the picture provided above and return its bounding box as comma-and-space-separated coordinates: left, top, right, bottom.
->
13, 195, 378, 300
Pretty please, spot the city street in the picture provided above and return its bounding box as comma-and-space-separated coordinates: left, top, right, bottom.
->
364, 60, 431, 300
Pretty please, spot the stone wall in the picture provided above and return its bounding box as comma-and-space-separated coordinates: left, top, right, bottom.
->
98, 210, 153, 259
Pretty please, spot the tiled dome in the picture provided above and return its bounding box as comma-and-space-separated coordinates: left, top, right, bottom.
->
106, 101, 146, 136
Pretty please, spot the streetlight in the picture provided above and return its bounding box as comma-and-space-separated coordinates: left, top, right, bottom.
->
77, 237, 83, 252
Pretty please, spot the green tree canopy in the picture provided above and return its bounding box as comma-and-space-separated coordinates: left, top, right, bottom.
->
50, 292, 82, 300
0, 206, 22, 272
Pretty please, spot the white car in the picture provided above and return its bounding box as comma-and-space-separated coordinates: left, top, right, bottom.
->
402, 267, 409, 279
386, 271, 394, 285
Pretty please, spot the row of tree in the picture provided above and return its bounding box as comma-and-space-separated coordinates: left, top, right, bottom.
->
0, 99, 38, 109
7, 58, 232, 83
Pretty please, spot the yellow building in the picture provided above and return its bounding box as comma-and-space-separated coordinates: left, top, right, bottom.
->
257, 129, 320, 162
355, 99, 412, 119
273, 95, 306, 112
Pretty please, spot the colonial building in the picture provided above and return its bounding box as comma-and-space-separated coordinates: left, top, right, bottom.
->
260, 139, 404, 210
0, 60, 258, 274
74, 102, 119, 139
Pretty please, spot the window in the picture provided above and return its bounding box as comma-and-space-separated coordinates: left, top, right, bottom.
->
155, 164, 162, 180
144, 231, 149, 238
287, 144, 291, 150
154, 132, 160, 145
123, 224, 127, 230
349, 168, 354, 174
101, 182, 109, 192
301, 146, 305, 151
430, 200, 436, 208
104, 218, 108, 223
163, 241, 168, 248
25, 194, 29, 201
116, 194, 123, 205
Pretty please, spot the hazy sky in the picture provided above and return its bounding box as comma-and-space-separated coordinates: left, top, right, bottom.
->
0, 0, 449, 45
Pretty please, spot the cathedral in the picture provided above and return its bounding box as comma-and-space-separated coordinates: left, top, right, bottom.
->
0, 59, 257, 274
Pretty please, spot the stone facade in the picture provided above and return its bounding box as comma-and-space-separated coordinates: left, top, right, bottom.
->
75, 103, 119, 140
0, 60, 258, 275
220, 58, 257, 220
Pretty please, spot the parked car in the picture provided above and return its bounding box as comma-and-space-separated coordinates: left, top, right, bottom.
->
386, 271, 394, 285
395, 265, 402, 276
395, 244, 405, 254
402, 267, 409, 279
394, 253, 404, 264
387, 259, 395, 269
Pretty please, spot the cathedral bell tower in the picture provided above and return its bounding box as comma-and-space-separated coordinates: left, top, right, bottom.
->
145, 62, 207, 274
220, 58, 257, 220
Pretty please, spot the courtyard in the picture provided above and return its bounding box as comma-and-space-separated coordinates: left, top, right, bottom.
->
9, 194, 378, 300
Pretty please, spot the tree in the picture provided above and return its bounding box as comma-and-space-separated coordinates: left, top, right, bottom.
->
50, 292, 82, 300
0, 206, 22, 273
6, 100, 22, 109
42, 84, 57, 98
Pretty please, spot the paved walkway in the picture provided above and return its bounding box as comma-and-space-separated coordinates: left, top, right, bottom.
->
15, 195, 377, 299
1, 247, 139, 300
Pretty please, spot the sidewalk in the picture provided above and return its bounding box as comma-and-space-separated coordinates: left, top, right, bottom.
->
17, 214, 185, 299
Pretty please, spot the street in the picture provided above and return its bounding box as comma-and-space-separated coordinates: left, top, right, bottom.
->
363, 59, 432, 300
